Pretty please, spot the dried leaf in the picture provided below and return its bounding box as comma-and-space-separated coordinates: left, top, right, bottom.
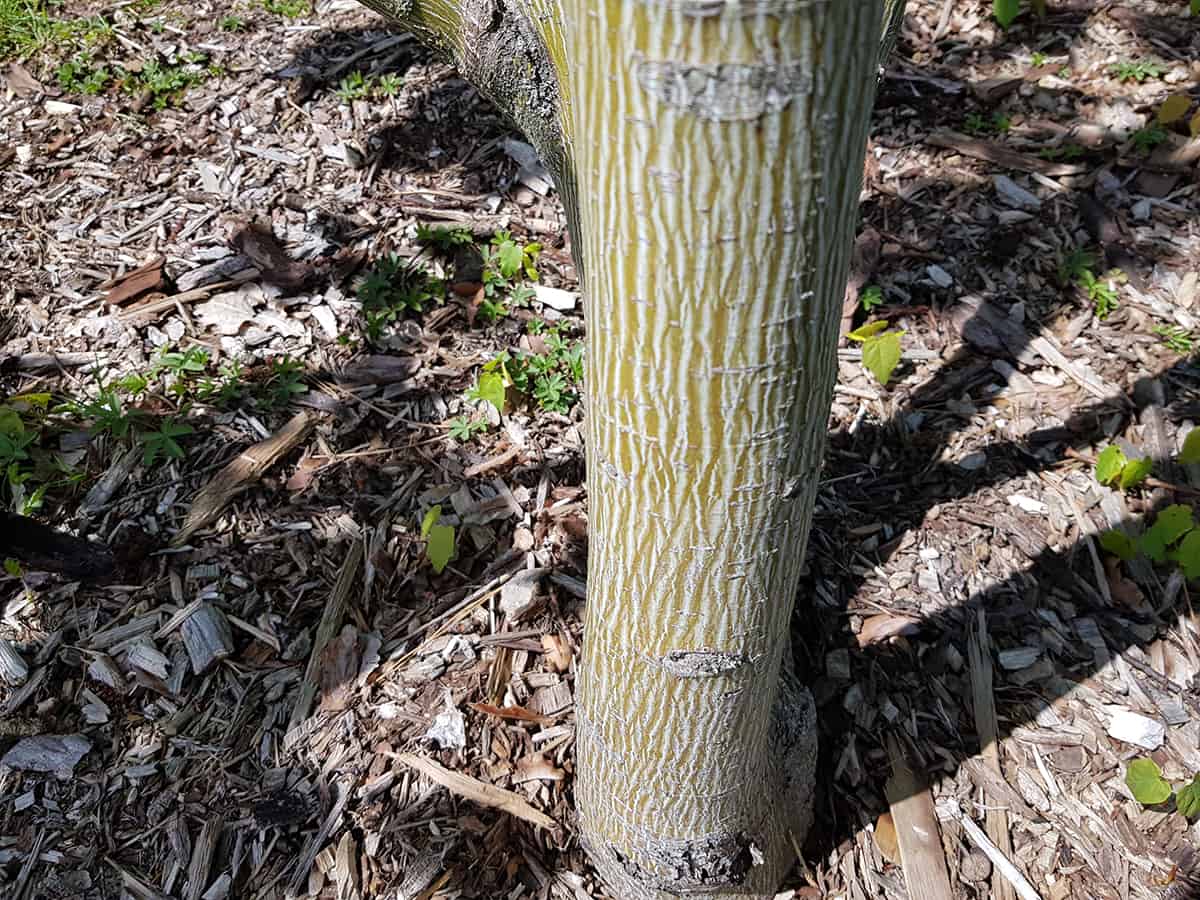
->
514, 753, 565, 784
1159, 94, 1193, 125
469, 702, 551, 725
857, 613, 920, 648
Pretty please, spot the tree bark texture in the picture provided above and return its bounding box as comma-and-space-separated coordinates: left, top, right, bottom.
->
353, 1, 885, 896
563, 3, 880, 896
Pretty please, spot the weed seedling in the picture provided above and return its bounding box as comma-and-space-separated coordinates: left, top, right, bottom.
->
138, 416, 193, 466
1130, 124, 1167, 155
447, 415, 488, 442
1154, 325, 1194, 355
1110, 59, 1164, 84
335, 70, 371, 101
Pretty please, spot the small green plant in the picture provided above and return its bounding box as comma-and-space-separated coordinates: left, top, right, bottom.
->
416, 224, 475, 252
1101, 500, 1200, 580
1079, 268, 1122, 319
1030, 51, 1047, 67
126, 56, 208, 109
1154, 324, 1194, 355
1057, 247, 1096, 286
56, 53, 110, 94
845, 320, 904, 386
335, 69, 371, 101
993, 0, 1020, 28
1127, 757, 1200, 818
1038, 144, 1084, 162
468, 325, 584, 415
259, 356, 306, 409
261, 0, 309, 16
137, 416, 193, 466
195, 361, 245, 406
421, 505, 455, 574
1095, 445, 1152, 490
218, 15, 245, 31
1130, 124, 1167, 155
473, 231, 542, 324
859, 285, 884, 313
964, 111, 1012, 136
377, 72, 403, 96
1110, 59, 1164, 84
357, 254, 444, 342
154, 345, 210, 378
447, 415, 488, 442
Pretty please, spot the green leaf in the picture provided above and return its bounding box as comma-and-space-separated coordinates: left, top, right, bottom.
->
496, 240, 525, 279
1181, 429, 1200, 465
846, 320, 890, 342
426, 523, 455, 574
473, 370, 507, 414
1119, 457, 1153, 490
1173, 529, 1200, 580
420, 505, 441, 539
1193, 0, 1200, 17
1141, 504, 1195, 563
1125, 758, 1172, 805
862, 331, 904, 386
1095, 446, 1127, 486
1099, 530, 1138, 562
1177, 774, 1200, 817
993, 0, 1020, 28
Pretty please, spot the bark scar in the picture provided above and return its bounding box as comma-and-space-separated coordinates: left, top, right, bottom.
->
659, 649, 750, 678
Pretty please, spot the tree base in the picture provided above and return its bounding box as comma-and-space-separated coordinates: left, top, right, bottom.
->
581, 678, 817, 898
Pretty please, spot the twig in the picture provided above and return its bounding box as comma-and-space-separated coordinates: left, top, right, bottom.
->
946, 802, 1043, 900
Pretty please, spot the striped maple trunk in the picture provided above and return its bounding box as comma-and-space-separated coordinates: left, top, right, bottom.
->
356, 1, 883, 895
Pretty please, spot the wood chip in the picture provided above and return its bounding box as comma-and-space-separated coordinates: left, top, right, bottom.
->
392, 752, 558, 831
172, 411, 315, 545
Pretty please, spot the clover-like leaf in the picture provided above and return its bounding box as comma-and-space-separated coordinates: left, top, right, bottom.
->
1126, 758, 1172, 805
993, 0, 1019, 28
1177, 774, 1200, 818
1172, 529, 1200, 581
1118, 457, 1153, 490
421, 504, 442, 539
1099, 530, 1138, 562
1095, 445, 1127, 486
1181, 429, 1200, 465
1141, 505, 1195, 563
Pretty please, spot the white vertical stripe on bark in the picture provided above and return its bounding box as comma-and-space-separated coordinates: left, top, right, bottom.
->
564, 1, 880, 896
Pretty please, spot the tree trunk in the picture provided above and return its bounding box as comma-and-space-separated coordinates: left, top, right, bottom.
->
354, 1, 885, 896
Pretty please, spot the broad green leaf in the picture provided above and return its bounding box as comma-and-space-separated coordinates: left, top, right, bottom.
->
1192, 111, 1200, 138
1095, 445, 1127, 485
474, 370, 507, 414
1141, 504, 1195, 562
496, 241, 525, 279
420, 505, 441, 539
1173, 529, 1200, 580
1099, 530, 1137, 561
862, 332, 904, 386
1177, 774, 1200, 817
1126, 758, 1172, 805
0, 407, 23, 437
9, 393, 51, 410
1158, 94, 1192, 125
426, 523, 455, 574
1181, 429, 1200, 465
846, 320, 889, 342
993, 0, 1020, 28
1193, 0, 1200, 17
1119, 457, 1153, 490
